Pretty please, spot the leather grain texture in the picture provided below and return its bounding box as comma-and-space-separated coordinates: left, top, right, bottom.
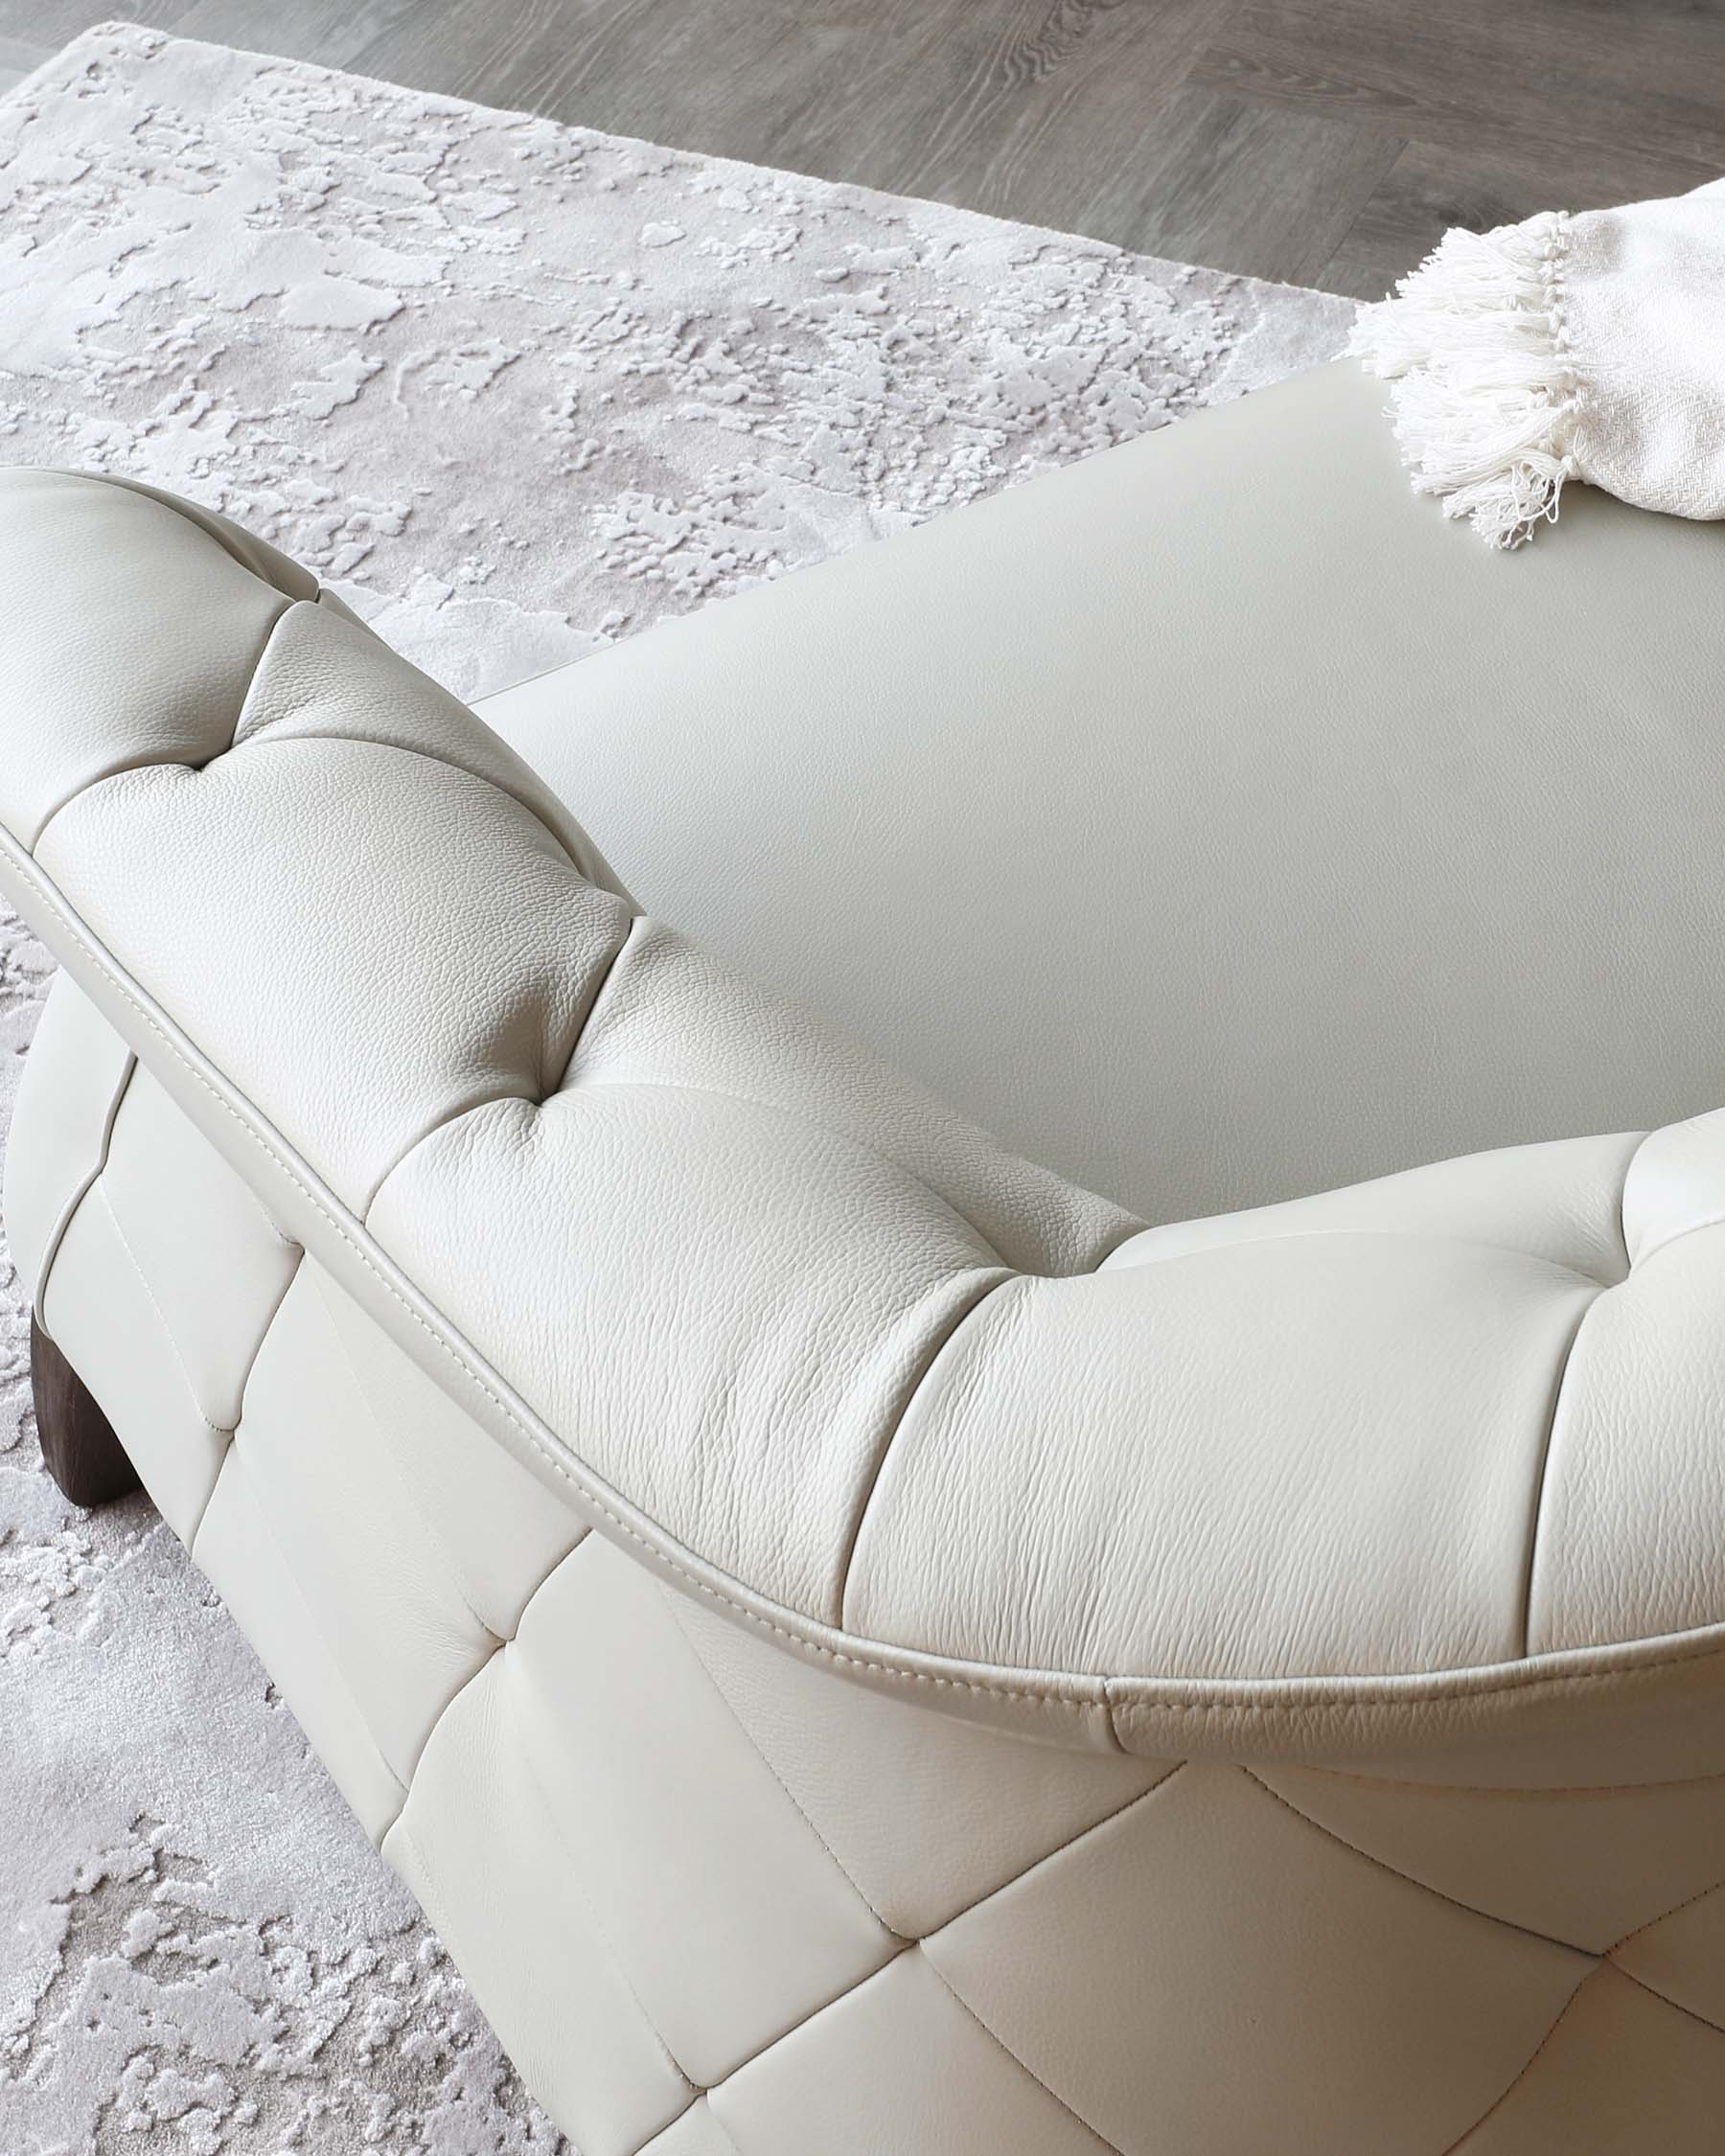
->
479, 360, 1725, 1228
6, 455, 1725, 1762
14, 975, 1725, 2155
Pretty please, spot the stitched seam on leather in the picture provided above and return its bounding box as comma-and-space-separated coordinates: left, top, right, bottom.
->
0, 838, 1116, 1708
379, 1485, 595, 1790
390, 1621, 698, 2110
183, 1250, 304, 1551
223, 730, 589, 876
1090, 1214, 1157, 1271
1612, 1139, 1636, 1273
924, 1762, 1187, 1938
224, 599, 306, 757
835, 1267, 1018, 1632
653, 1579, 908, 1938
1100, 1221, 1618, 1285
307, 1262, 586, 1647
358, 1089, 545, 1220
1609, 1960, 1725, 2039
78, 474, 317, 602
29, 1042, 137, 1333
1241, 1768, 1598, 1960
698, 1945, 918, 2099
27, 596, 295, 850
556, 926, 1110, 1275
394, 1630, 511, 1818
385, 1813, 690, 2156
558, 906, 646, 1058
1604, 1868, 1725, 1958
398, 1639, 507, 1816
1612, 1134, 1725, 1270
921, 1954, 1125, 2156
357, 918, 645, 1215
1518, 1290, 1601, 1659
356, 942, 646, 1222
551, 1079, 1024, 1274
191, 1439, 408, 1817
15, 830, 1725, 1730
496, 1656, 702, 2099
630, 2094, 734, 2156
96, 1186, 235, 1441
1623, 1206, 1725, 1272
1433, 1969, 1595, 2156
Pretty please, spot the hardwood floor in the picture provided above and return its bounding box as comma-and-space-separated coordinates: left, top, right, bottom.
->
3, 0, 1722, 295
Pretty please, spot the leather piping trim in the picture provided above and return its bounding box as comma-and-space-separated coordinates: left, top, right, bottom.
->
30, 1040, 136, 1332
13, 825, 1725, 1748
309, 1264, 589, 1646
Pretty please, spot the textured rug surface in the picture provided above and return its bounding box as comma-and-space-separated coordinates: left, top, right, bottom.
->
0, 22, 1349, 2149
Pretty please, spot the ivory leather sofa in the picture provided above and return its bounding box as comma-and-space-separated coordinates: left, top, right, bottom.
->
6, 362, 1725, 2154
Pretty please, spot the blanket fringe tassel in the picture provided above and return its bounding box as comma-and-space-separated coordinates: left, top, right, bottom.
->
1347, 211, 1578, 549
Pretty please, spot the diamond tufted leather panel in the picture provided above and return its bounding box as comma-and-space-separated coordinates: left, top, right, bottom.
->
13, 975, 1725, 2153
9, 468, 1725, 1763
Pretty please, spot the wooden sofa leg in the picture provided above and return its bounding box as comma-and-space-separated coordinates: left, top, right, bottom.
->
30, 1318, 141, 1506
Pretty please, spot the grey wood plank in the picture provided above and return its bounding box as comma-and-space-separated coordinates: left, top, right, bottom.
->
0, 33, 51, 93
1323, 131, 1719, 302
0, 1, 182, 55
3, 0, 1720, 296
0, 32, 51, 72
351, 0, 1244, 258
1070, 78, 1402, 287
1195, 0, 1725, 174
764, 0, 1237, 243
170, 0, 431, 71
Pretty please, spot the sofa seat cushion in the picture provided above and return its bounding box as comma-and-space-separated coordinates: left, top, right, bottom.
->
10, 460, 1725, 1761
480, 360, 1725, 1227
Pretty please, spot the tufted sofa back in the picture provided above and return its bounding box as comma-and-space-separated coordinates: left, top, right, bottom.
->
5, 466, 1725, 1762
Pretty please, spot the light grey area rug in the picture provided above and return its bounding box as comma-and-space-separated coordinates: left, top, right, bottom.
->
0, 22, 1351, 2149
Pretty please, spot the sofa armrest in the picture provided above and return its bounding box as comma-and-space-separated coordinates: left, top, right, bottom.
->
5, 465, 1725, 1761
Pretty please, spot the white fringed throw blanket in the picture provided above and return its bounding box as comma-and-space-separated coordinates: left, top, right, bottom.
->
1349, 181, 1725, 548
